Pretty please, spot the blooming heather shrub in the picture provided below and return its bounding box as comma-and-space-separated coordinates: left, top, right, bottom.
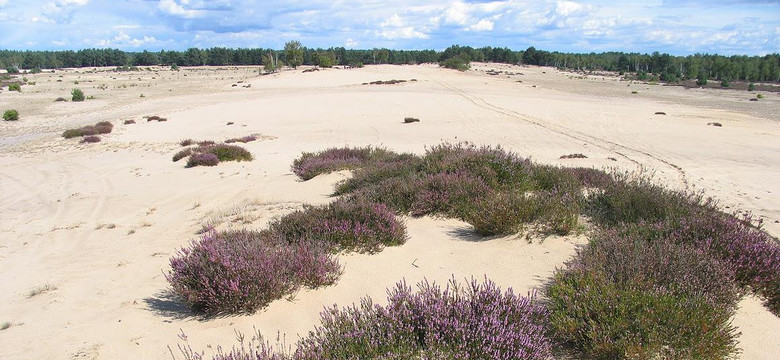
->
269, 199, 406, 253
333, 154, 422, 195
574, 231, 741, 310
292, 146, 399, 180
180, 139, 195, 147
349, 175, 421, 214
545, 271, 739, 359
659, 213, 780, 314
62, 121, 114, 138
186, 153, 219, 168
530, 165, 581, 191
172, 148, 194, 162
79, 135, 101, 143
167, 230, 341, 314
295, 278, 551, 360
566, 167, 615, 188
409, 171, 491, 218
206, 144, 253, 162
421, 143, 534, 189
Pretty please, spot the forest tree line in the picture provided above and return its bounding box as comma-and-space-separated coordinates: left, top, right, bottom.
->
1, 44, 777, 83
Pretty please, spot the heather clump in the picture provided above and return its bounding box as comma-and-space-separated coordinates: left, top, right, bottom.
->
333, 154, 422, 195
269, 198, 406, 254
585, 175, 706, 227
408, 171, 491, 218
166, 230, 341, 314
545, 270, 739, 360
295, 278, 551, 360
420, 142, 534, 190
292, 146, 398, 180
186, 153, 219, 168
62, 121, 113, 138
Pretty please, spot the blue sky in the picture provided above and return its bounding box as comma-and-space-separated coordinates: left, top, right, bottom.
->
0, 0, 777, 55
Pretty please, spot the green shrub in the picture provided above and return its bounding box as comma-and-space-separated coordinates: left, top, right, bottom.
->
696, 76, 708, 86
440, 56, 470, 71
3, 109, 19, 121
546, 271, 739, 359
757, 94, 764, 99
30, 67, 42, 74
748, 83, 755, 91
720, 79, 730, 88
205, 144, 253, 162
6, 66, 19, 74
71, 88, 85, 102
8, 83, 21, 92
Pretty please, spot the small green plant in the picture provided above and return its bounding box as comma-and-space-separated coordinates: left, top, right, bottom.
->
171, 63, 179, 71
720, 79, 730, 88
757, 94, 764, 99
71, 88, 85, 102
30, 67, 42, 74
748, 83, 755, 91
403, 117, 420, 123
696, 76, 708, 86
3, 109, 19, 121
6, 66, 19, 74
1, 322, 11, 330
8, 83, 21, 92
631, 90, 638, 94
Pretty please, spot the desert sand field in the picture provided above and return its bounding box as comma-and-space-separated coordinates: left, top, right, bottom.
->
1, 63, 779, 359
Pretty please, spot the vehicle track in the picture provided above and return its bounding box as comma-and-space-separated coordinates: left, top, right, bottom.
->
426, 75, 690, 188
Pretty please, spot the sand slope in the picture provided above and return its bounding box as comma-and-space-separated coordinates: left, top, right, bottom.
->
1, 63, 778, 359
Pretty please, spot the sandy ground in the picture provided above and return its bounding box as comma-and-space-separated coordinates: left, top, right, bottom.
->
1, 63, 778, 359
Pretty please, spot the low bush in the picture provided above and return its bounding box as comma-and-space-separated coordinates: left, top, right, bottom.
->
334, 154, 422, 195
185, 153, 219, 167
80, 135, 101, 143
124, 119, 136, 125
403, 117, 420, 123
3, 109, 19, 121
585, 175, 706, 227
269, 198, 406, 254
206, 144, 253, 162
179, 139, 195, 147
8, 83, 21, 92
560, 153, 587, 159
62, 121, 113, 138
146, 115, 167, 122
171, 148, 192, 162
295, 278, 551, 360
408, 171, 491, 218
197, 140, 215, 146
166, 230, 341, 314
545, 270, 739, 359
292, 146, 396, 180
54, 97, 67, 102
71, 88, 85, 102
225, 135, 259, 143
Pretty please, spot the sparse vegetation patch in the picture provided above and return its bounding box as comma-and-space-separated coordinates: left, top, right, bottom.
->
62, 121, 113, 138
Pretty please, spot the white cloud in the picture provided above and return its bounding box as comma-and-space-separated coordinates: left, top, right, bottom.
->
381, 14, 404, 28
158, 0, 204, 18
443, 1, 470, 25
345, 38, 358, 48
555, 1, 586, 17
377, 27, 429, 39
468, 19, 494, 32
0, 0, 8, 7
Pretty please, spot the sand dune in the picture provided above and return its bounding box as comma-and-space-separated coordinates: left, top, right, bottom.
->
1, 63, 778, 359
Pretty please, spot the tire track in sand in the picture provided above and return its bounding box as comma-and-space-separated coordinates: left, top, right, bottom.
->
427, 75, 689, 188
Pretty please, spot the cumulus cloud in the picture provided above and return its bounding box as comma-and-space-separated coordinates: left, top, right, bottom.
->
158, 0, 204, 18
345, 38, 358, 48
468, 19, 494, 32
377, 27, 429, 39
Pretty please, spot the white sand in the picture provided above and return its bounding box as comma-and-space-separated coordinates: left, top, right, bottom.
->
1, 63, 778, 359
